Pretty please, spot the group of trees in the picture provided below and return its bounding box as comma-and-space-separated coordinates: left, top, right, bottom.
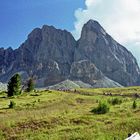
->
7, 73, 35, 97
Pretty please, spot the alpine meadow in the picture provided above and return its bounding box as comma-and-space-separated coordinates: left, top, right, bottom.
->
0, 0, 140, 140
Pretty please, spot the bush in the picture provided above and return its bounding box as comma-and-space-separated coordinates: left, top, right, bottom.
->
91, 101, 110, 114
132, 100, 137, 109
108, 98, 122, 105
9, 101, 16, 108
7, 73, 21, 97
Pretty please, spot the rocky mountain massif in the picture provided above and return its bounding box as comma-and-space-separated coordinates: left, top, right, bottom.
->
0, 20, 140, 88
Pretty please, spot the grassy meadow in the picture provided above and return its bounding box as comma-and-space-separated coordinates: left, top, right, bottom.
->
0, 87, 140, 140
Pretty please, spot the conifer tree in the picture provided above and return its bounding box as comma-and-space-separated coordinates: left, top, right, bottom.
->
7, 73, 21, 97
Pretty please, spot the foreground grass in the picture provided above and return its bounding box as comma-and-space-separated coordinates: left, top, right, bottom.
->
0, 87, 140, 140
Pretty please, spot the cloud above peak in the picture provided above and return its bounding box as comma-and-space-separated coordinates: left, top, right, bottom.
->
72, 0, 140, 45
71, 0, 140, 65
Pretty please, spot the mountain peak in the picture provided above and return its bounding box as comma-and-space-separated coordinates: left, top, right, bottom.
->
75, 20, 140, 86
82, 19, 106, 36
86, 19, 100, 26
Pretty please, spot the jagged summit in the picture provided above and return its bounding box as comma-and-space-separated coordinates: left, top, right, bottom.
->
82, 19, 106, 36
0, 19, 140, 87
84, 19, 102, 28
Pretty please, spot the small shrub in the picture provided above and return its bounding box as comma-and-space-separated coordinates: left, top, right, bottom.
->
91, 101, 110, 114
25, 103, 32, 108
108, 98, 122, 105
132, 100, 137, 109
96, 99, 99, 103
9, 101, 16, 109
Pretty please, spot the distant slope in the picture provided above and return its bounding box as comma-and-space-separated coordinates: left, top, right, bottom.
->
48, 80, 80, 89
48, 79, 122, 90
0, 82, 7, 91
92, 77, 122, 88
73, 80, 92, 88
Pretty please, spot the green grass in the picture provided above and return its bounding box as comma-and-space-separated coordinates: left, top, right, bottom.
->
0, 87, 140, 140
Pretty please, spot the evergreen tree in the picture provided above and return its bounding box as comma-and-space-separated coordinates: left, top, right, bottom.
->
27, 78, 35, 92
7, 73, 21, 97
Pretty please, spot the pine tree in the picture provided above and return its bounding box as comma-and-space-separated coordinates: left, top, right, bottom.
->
7, 73, 21, 97
27, 78, 34, 92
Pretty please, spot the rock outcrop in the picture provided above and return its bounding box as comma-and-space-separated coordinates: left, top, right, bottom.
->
0, 19, 140, 87
70, 60, 122, 87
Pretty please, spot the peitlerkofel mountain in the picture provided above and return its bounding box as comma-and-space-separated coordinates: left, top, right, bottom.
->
0, 20, 140, 87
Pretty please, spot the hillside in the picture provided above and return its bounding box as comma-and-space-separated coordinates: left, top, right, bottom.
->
48, 79, 122, 90
0, 87, 140, 139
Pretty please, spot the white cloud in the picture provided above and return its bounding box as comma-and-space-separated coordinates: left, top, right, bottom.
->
72, 0, 140, 65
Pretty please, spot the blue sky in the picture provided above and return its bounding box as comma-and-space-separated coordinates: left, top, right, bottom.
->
0, 0, 85, 48
0, 0, 140, 65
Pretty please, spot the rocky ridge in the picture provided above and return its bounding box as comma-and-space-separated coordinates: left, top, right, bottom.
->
0, 20, 139, 88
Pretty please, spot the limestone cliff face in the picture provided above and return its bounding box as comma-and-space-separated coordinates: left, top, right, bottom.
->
0, 47, 16, 81
0, 25, 76, 86
74, 20, 140, 86
70, 60, 103, 84
0, 20, 140, 87
70, 60, 122, 87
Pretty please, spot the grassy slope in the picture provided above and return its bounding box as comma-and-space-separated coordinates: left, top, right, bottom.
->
0, 87, 140, 140
77, 86, 140, 95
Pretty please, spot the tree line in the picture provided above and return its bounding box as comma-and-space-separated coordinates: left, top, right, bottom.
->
7, 73, 35, 97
